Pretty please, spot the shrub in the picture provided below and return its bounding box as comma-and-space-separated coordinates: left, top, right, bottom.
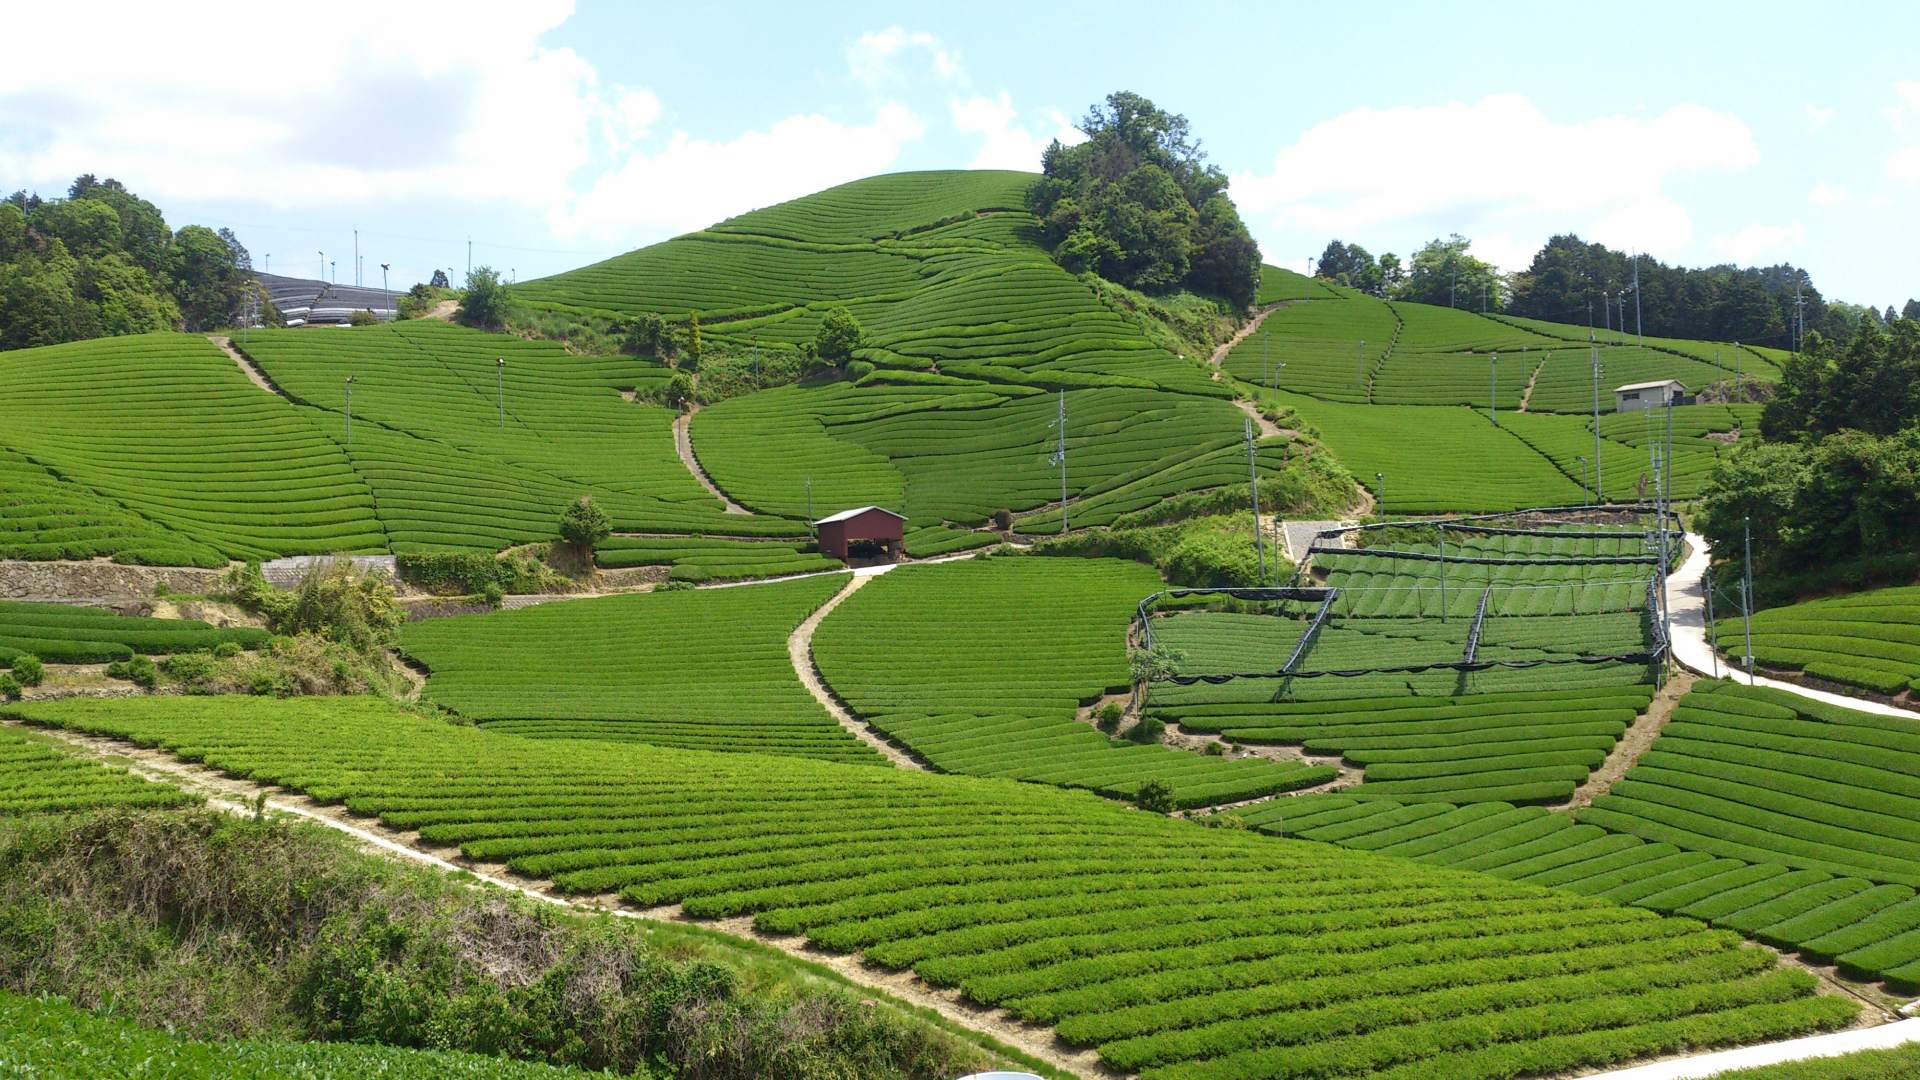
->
1094, 701, 1124, 732
479, 581, 505, 609
1135, 779, 1174, 813
558, 496, 611, 559
211, 641, 242, 660
105, 656, 158, 689
1202, 811, 1247, 828
814, 306, 863, 366
1125, 716, 1166, 744
0, 673, 18, 701
456, 266, 509, 329
11, 654, 43, 687
1204, 740, 1227, 756
623, 312, 667, 356
160, 651, 217, 693
347, 309, 378, 327
991, 508, 1013, 531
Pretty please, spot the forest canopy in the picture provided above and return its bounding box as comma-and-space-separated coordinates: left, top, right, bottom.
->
0, 175, 255, 350
1030, 92, 1261, 308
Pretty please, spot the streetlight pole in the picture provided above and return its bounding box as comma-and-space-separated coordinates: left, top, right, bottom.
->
1591, 344, 1603, 501
380, 263, 390, 319
318, 251, 324, 282
495, 357, 506, 428
1742, 517, 1756, 684
1355, 339, 1366, 390
344, 375, 355, 446
1576, 455, 1589, 503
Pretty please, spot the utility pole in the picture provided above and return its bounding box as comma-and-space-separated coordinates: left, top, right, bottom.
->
1489, 352, 1499, 425
1742, 517, 1756, 685
1355, 339, 1366, 389
1659, 400, 1674, 664
1703, 565, 1720, 679
1246, 417, 1265, 584
318, 251, 324, 282
1450, 261, 1457, 309
264, 254, 270, 274
354, 229, 359, 286
344, 375, 355, 446
1632, 252, 1643, 344
330, 260, 336, 285
467, 238, 472, 280
1438, 521, 1447, 622
380, 263, 390, 318
495, 357, 505, 428
1591, 345, 1603, 501
1051, 390, 1068, 534
805, 477, 813, 523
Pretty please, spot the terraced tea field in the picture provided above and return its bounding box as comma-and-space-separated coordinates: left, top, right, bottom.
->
812, 557, 1336, 807
0, 600, 267, 664
1714, 585, 1920, 697
0, 723, 193, 814
8, 695, 1861, 1079
401, 576, 877, 763
1235, 682, 1920, 992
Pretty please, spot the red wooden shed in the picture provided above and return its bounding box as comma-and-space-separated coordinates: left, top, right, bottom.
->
813, 506, 905, 561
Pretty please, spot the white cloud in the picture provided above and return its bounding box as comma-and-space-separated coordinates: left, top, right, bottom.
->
847, 27, 963, 89
1808, 181, 1849, 206
1232, 94, 1757, 266
1799, 103, 1835, 131
1891, 147, 1920, 184
950, 94, 1078, 171
1713, 220, 1804, 262
548, 105, 926, 243
0, 0, 633, 212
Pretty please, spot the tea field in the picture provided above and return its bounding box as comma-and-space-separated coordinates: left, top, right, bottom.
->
400, 575, 878, 763
7, 695, 1861, 1079
1713, 584, 1920, 697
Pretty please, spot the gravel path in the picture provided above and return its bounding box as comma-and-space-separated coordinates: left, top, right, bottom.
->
673, 404, 751, 514
209, 334, 284, 397
787, 573, 928, 770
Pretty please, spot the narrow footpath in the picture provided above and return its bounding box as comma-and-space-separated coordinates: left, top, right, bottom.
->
1563, 670, 1694, 809
208, 334, 285, 398
787, 571, 928, 770
673, 404, 751, 514
2, 716, 1096, 1078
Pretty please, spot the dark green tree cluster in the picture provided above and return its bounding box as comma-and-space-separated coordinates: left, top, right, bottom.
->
1398, 235, 1502, 310
454, 265, 510, 329
1507, 235, 1827, 347
1313, 240, 1402, 297
1030, 92, 1261, 308
1702, 313, 1920, 601
1, 175, 254, 349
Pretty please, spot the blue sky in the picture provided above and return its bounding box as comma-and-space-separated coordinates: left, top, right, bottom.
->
3, 1, 1914, 306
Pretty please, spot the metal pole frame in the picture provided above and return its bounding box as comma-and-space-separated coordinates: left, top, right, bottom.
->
1246, 417, 1266, 584
1742, 516, 1756, 685
1703, 565, 1720, 679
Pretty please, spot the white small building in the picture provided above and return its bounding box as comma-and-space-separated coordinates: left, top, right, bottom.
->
1614, 379, 1686, 413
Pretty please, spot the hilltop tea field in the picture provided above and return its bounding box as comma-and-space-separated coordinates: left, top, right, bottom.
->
2, 163, 1915, 1080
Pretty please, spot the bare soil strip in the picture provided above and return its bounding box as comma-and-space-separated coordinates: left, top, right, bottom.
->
673, 404, 751, 515
4, 717, 1093, 1077
788, 574, 928, 770
208, 335, 286, 398
1564, 670, 1695, 809
1518, 354, 1545, 412
1207, 301, 1289, 369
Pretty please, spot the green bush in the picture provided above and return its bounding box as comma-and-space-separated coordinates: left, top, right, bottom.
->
558, 497, 610, 559
1126, 716, 1166, 745
160, 651, 217, 693
10, 655, 43, 687
1135, 779, 1174, 813
0, 674, 19, 701
105, 656, 158, 689
211, 641, 242, 660
1095, 701, 1124, 732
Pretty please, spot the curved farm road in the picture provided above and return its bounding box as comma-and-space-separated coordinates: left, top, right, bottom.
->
788, 572, 928, 770
4, 717, 1098, 1078
1668, 533, 1918, 719
674, 404, 751, 515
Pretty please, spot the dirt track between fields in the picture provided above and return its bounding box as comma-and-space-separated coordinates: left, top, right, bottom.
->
787, 574, 928, 770
673, 403, 752, 514
1564, 670, 1694, 809
209, 335, 286, 398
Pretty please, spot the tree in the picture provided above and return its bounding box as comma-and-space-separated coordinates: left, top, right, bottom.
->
662, 371, 697, 410
170, 224, 246, 331
813, 306, 863, 366
1903, 299, 1920, 322
429, 269, 450, 289
624, 312, 667, 356
558, 496, 611, 558
1401, 235, 1502, 310
683, 311, 702, 366
1029, 92, 1259, 307
457, 265, 509, 329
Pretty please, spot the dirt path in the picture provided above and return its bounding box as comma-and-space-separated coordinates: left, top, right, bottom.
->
1518, 355, 1545, 412
208, 335, 285, 397
673, 404, 751, 515
1234, 398, 1291, 440
1564, 670, 1695, 809
5, 717, 1091, 1077
426, 298, 457, 320
1208, 302, 1289, 368
788, 574, 928, 770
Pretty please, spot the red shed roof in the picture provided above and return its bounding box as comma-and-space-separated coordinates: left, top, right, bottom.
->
812, 505, 906, 526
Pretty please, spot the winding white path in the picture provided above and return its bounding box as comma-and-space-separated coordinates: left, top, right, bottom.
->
1667, 532, 1917, 719
1586, 1017, 1920, 1079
